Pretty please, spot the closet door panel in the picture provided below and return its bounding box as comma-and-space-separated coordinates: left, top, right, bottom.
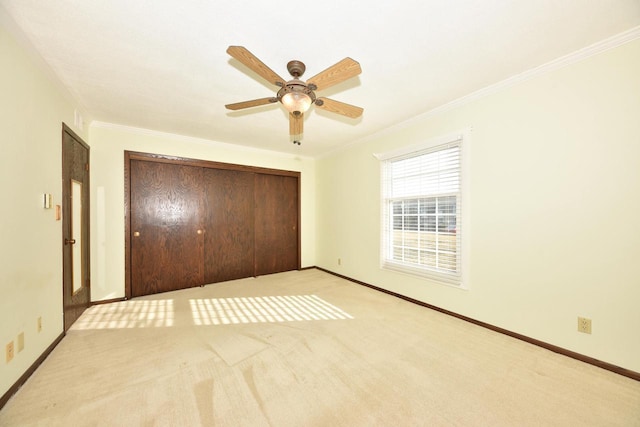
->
126, 151, 301, 298
130, 160, 204, 296
203, 168, 255, 283
254, 174, 299, 275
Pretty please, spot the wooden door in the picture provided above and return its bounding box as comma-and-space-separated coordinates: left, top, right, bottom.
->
130, 160, 204, 297
125, 152, 301, 298
62, 124, 91, 331
203, 168, 255, 283
254, 174, 299, 275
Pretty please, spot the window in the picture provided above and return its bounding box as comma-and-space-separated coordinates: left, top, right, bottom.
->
377, 132, 467, 287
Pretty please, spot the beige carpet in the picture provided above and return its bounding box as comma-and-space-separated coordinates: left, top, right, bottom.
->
1, 269, 639, 426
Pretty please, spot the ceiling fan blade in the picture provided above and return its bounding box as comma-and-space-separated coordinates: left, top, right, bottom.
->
290, 113, 303, 136
307, 58, 361, 91
225, 97, 278, 111
315, 97, 363, 118
227, 46, 286, 87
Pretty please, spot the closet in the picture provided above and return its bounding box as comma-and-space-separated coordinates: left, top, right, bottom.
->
125, 151, 300, 298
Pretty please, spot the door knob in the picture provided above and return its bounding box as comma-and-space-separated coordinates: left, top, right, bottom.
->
133, 231, 140, 237
65, 238, 76, 245
197, 229, 203, 235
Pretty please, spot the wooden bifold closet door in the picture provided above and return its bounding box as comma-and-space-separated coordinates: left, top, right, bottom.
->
127, 153, 300, 298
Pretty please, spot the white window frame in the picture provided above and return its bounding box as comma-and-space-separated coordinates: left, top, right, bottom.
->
375, 130, 471, 289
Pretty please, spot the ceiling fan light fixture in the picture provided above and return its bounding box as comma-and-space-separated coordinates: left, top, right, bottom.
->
281, 91, 312, 115
277, 78, 316, 115
225, 47, 363, 142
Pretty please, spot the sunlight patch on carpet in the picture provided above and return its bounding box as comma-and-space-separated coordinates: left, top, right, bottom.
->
189, 295, 353, 325
73, 300, 175, 329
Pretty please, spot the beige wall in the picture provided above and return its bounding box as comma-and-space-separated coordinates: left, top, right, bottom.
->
89, 124, 316, 301
0, 18, 89, 396
316, 39, 640, 372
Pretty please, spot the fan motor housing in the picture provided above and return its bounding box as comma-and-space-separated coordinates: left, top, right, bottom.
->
287, 60, 306, 78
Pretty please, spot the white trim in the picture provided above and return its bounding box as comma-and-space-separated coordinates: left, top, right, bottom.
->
320, 25, 640, 160
418, 26, 640, 121
90, 121, 315, 160
378, 129, 471, 289
373, 130, 467, 161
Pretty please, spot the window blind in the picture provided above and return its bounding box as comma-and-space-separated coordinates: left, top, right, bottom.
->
381, 138, 462, 285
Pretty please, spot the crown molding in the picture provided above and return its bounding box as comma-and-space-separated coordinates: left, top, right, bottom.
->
420, 25, 640, 120
319, 25, 640, 160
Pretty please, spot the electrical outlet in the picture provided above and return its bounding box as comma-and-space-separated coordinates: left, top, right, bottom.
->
578, 317, 592, 334
6, 341, 14, 363
37, 316, 42, 332
17, 332, 24, 352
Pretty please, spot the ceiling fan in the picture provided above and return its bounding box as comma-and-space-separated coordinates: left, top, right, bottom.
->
225, 46, 363, 145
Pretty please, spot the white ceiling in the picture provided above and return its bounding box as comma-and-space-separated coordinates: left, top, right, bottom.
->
2, 1, 640, 157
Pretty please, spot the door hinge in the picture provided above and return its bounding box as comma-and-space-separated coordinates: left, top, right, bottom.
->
85, 163, 89, 171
